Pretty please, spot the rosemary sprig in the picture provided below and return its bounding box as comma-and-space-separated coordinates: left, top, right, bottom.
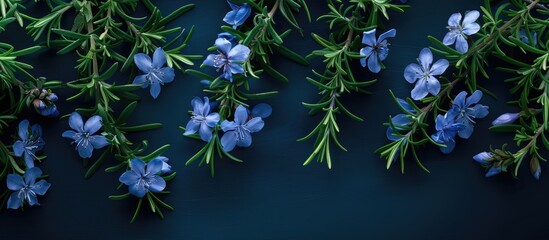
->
300, 0, 407, 168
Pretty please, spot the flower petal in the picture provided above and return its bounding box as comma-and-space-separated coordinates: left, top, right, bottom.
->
418, 48, 433, 70
485, 166, 502, 177
473, 152, 492, 165
386, 127, 401, 141
228, 44, 250, 62
198, 122, 213, 142
152, 48, 167, 69
184, 120, 201, 135
132, 74, 148, 87
77, 142, 94, 158
221, 131, 238, 152
452, 91, 468, 109
84, 115, 103, 134
411, 79, 429, 100
430, 59, 449, 76
24, 152, 35, 169
129, 183, 147, 198
148, 175, 166, 193
158, 67, 175, 83
443, 32, 457, 46
234, 105, 248, 125
6, 174, 24, 191
447, 12, 462, 27
130, 159, 146, 176
24, 167, 42, 186
215, 38, 233, 55
31, 180, 51, 195
205, 113, 220, 127
367, 52, 381, 73
229, 63, 245, 74
18, 120, 29, 141
236, 130, 252, 147
146, 158, 163, 175
463, 23, 480, 35
13, 141, 24, 157
119, 171, 140, 186
69, 112, 84, 131
244, 117, 264, 132
361, 29, 377, 46
150, 81, 161, 99
62, 130, 78, 140
378, 29, 396, 43
7, 192, 22, 209
455, 35, 468, 54
467, 104, 489, 119
404, 63, 422, 83
391, 114, 411, 127
203, 54, 217, 67
89, 135, 109, 149
426, 76, 441, 96
465, 90, 483, 105
457, 121, 474, 139
439, 139, 456, 154
221, 120, 238, 132
251, 103, 272, 118
134, 53, 152, 73
462, 10, 480, 26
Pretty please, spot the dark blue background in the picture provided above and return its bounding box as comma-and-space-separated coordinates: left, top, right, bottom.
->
1, 0, 548, 239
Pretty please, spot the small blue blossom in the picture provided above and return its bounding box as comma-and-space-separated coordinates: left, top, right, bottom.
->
220, 105, 264, 152
485, 166, 502, 177
443, 10, 480, 53
223, 1, 252, 28
472, 152, 492, 165
431, 114, 465, 154
531, 158, 541, 180
446, 90, 489, 139
62, 112, 109, 158
218, 32, 239, 46
119, 158, 166, 198
203, 38, 250, 82
360, 28, 396, 73
519, 29, 538, 46
31, 89, 59, 117
492, 112, 520, 126
133, 48, 175, 99
154, 156, 172, 175
184, 97, 220, 142
250, 103, 272, 118
13, 120, 44, 168
404, 48, 449, 100
7, 167, 51, 209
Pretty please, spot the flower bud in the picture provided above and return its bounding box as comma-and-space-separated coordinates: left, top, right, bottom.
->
491, 113, 519, 126
473, 152, 492, 165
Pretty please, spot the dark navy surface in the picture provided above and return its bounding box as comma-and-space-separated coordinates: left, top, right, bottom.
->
1, 0, 548, 239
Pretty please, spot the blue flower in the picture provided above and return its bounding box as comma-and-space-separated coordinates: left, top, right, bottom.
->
404, 48, 449, 100
485, 166, 502, 177
443, 10, 480, 53
13, 120, 45, 168
446, 90, 489, 139
203, 38, 250, 82
154, 156, 172, 175
218, 32, 239, 46
492, 112, 520, 126
223, 1, 251, 28
119, 158, 166, 198
250, 103, 272, 118
472, 152, 492, 165
62, 112, 109, 158
7, 167, 51, 209
431, 114, 465, 153
360, 29, 396, 73
31, 89, 59, 117
220, 105, 264, 152
386, 98, 416, 141
184, 97, 220, 142
519, 29, 538, 46
133, 48, 175, 99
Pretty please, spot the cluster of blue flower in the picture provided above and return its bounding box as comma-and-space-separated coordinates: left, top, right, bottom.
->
386, 11, 490, 161
183, 1, 271, 153
7, 120, 51, 209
